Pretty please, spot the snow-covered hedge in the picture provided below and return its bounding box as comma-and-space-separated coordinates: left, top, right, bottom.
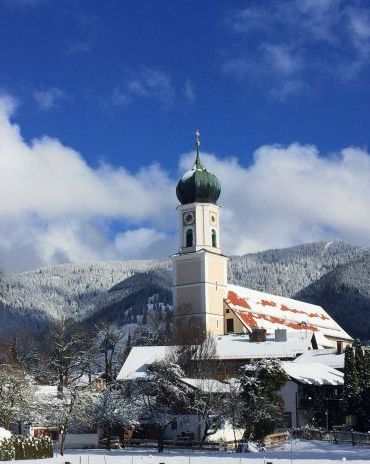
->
0, 428, 12, 443
0, 436, 53, 461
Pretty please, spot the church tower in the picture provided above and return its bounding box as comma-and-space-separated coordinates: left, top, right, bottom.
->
171, 131, 228, 337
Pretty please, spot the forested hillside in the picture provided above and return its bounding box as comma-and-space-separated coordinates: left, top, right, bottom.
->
1, 241, 369, 341
296, 253, 370, 341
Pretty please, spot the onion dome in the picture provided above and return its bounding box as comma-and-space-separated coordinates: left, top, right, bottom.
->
176, 131, 221, 205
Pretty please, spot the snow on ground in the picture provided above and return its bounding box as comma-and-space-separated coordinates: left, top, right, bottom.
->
10, 441, 370, 464
0, 427, 11, 442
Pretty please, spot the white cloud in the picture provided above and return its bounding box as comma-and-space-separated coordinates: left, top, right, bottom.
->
222, 45, 304, 99
180, 144, 370, 254
66, 41, 92, 55
262, 44, 302, 75
113, 68, 175, 107
2, 96, 370, 272
115, 228, 174, 260
33, 87, 66, 110
184, 79, 196, 103
0, 96, 175, 271
225, 0, 370, 97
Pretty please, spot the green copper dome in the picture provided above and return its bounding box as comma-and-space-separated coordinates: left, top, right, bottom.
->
176, 151, 221, 205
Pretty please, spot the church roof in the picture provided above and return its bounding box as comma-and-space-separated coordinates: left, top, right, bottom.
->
176, 132, 221, 205
214, 331, 312, 360
225, 284, 352, 347
176, 152, 221, 205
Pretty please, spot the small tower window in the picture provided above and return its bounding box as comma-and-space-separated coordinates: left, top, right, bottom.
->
186, 228, 193, 247
212, 229, 217, 248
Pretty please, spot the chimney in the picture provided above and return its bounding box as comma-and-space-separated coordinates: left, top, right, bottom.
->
250, 328, 266, 342
337, 341, 344, 354
275, 329, 287, 342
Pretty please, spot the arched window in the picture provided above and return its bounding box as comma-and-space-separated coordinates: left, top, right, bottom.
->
186, 228, 193, 247
212, 229, 217, 248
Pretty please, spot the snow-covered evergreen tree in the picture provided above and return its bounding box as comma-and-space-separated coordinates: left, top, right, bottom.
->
235, 360, 288, 441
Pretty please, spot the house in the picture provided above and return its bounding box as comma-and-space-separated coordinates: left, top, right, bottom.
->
25, 385, 102, 450
116, 330, 346, 432
280, 361, 344, 428
293, 347, 345, 371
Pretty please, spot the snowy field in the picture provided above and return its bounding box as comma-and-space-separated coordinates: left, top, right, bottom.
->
10, 441, 370, 464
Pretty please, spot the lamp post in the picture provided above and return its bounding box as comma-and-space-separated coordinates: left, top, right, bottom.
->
325, 409, 329, 431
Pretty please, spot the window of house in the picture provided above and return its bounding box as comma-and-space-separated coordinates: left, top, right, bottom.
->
212, 229, 217, 247
186, 228, 193, 247
226, 318, 234, 333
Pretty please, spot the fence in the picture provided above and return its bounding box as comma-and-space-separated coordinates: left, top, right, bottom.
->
263, 432, 290, 448
125, 433, 289, 452
125, 438, 227, 451
293, 428, 370, 446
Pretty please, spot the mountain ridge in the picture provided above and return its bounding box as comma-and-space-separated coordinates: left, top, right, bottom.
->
1, 241, 369, 340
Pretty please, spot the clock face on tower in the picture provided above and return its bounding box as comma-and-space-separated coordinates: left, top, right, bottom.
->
183, 210, 195, 225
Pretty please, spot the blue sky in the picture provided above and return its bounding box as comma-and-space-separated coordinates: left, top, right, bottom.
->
2, 0, 370, 272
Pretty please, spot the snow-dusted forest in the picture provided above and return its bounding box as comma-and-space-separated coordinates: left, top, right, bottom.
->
1, 240, 370, 340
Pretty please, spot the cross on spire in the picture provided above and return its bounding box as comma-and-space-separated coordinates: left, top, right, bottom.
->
195, 130, 201, 149
194, 129, 204, 170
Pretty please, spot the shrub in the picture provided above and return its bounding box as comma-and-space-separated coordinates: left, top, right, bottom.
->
0, 436, 53, 461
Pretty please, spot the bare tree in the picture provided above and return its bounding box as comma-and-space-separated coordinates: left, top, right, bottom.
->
172, 334, 228, 444
48, 317, 93, 394
95, 322, 124, 384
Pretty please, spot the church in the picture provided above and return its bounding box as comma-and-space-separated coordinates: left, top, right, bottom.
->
171, 131, 351, 349
117, 132, 352, 433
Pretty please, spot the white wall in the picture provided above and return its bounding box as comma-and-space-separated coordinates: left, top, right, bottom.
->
164, 415, 242, 443
58, 433, 100, 449
280, 380, 298, 427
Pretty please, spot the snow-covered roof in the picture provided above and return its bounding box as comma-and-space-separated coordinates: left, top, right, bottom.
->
226, 284, 351, 346
116, 332, 314, 379
180, 377, 231, 393
294, 349, 345, 370
281, 361, 344, 385
116, 345, 169, 380
214, 331, 313, 360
